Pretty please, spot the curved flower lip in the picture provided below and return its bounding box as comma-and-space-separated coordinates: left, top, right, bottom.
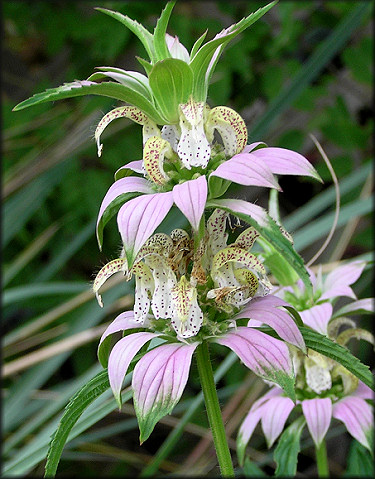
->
99, 310, 146, 348
210, 152, 281, 190
115, 160, 144, 177
96, 176, 153, 249
100, 175, 208, 266
235, 295, 306, 352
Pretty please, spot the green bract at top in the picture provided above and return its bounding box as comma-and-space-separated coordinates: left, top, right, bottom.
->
13, 1, 278, 124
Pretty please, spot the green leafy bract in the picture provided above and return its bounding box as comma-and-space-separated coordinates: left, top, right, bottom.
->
207, 199, 313, 296
153, 1, 176, 61
274, 416, 305, 476
149, 58, 193, 123
190, 1, 278, 101
87, 68, 152, 100
44, 370, 110, 478
13, 81, 166, 124
95, 7, 155, 62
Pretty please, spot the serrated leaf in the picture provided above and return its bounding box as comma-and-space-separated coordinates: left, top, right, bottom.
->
274, 416, 305, 476
153, 1, 176, 61
13, 81, 166, 124
149, 58, 193, 123
207, 199, 313, 296
283, 305, 304, 327
44, 370, 110, 478
95, 7, 155, 62
190, 1, 277, 101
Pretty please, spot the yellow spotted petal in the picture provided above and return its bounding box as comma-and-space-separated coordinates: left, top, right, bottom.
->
136, 233, 173, 261
170, 276, 203, 338
234, 227, 259, 250
234, 269, 259, 296
95, 106, 160, 157
212, 246, 266, 275
206, 106, 247, 156
143, 136, 172, 185
93, 258, 127, 307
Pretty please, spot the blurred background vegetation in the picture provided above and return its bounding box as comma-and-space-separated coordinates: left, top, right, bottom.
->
2, 1, 373, 477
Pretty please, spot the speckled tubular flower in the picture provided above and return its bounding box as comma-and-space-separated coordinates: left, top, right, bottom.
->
12, 1, 320, 276
94, 209, 307, 442
237, 261, 374, 466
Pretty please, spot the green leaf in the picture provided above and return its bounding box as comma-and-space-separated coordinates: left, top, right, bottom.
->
190, 29, 208, 59
13, 81, 165, 124
283, 305, 304, 328
207, 199, 313, 296
153, 1, 176, 61
149, 58, 193, 123
207, 175, 231, 199
344, 439, 375, 477
95, 7, 155, 62
243, 457, 267, 477
137, 56, 153, 75
96, 191, 141, 250
87, 69, 152, 100
44, 370, 110, 478
258, 238, 300, 286
190, 1, 277, 101
274, 416, 305, 476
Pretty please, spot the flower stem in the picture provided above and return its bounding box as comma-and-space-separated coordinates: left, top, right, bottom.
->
316, 440, 329, 477
195, 341, 235, 477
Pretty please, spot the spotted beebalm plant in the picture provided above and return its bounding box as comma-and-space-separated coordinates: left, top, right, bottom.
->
94, 209, 307, 442
237, 261, 374, 470
14, 2, 372, 477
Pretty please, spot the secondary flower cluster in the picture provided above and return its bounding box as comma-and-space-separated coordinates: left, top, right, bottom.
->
95, 209, 309, 442
237, 262, 374, 464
